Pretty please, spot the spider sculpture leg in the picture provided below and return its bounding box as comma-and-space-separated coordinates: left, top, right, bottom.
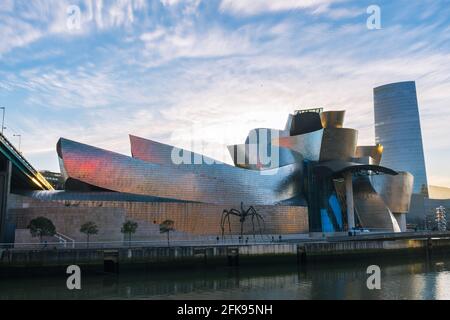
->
250, 206, 266, 238
220, 210, 228, 239
227, 213, 232, 236
227, 209, 242, 239
251, 213, 256, 239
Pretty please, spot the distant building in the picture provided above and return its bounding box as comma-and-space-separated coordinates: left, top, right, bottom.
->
435, 206, 447, 232
429, 185, 450, 200
374, 81, 429, 196
39, 170, 64, 190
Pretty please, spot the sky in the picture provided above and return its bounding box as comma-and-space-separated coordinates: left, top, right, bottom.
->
0, 0, 449, 187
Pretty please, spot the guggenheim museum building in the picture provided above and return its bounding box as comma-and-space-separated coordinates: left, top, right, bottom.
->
4, 106, 415, 244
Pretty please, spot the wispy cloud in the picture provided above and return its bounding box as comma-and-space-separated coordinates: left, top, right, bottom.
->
139, 26, 254, 65
0, 0, 149, 55
219, 0, 343, 16
0, 16, 42, 54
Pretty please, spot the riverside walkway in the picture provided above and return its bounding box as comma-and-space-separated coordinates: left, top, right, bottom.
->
1, 231, 450, 275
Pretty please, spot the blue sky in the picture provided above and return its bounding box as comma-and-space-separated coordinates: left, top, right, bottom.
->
0, 0, 449, 187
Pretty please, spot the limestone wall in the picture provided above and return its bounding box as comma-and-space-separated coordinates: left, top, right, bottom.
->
7, 194, 309, 242
10, 207, 126, 243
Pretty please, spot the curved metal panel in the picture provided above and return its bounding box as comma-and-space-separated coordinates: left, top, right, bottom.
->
320, 111, 345, 128
227, 144, 302, 170
229, 128, 294, 170
371, 172, 414, 213
58, 138, 304, 206
319, 128, 358, 162
244, 128, 289, 145
273, 129, 323, 161
353, 176, 401, 232
284, 114, 294, 131
130, 135, 221, 166
355, 145, 383, 165
227, 143, 248, 169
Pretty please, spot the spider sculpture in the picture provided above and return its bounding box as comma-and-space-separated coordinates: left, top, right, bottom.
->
220, 202, 265, 240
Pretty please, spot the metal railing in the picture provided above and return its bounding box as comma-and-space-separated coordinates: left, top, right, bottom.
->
327, 230, 450, 242
7, 231, 447, 251
0, 235, 315, 251
8, 230, 447, 251
294, 108, 323, 114
53, 233, 75, 249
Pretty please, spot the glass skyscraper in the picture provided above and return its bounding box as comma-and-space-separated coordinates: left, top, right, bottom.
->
374, 81, 429, 196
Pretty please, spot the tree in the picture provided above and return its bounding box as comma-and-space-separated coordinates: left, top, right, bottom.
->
121, 220, 138, 246
160, 220, 175, 247
80, 221, 99, 248
28, 217, 56, 244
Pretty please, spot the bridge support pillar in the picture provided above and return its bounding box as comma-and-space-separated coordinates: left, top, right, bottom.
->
0, 158, 12, 243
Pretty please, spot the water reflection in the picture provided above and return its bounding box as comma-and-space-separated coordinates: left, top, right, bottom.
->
1, 256, 450, 300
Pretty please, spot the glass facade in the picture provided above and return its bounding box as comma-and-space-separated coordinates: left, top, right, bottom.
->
374, 81, 429, 196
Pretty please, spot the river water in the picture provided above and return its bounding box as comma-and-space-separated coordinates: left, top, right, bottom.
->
1, 255, 450, 300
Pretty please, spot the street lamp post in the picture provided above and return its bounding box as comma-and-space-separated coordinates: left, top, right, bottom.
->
13, 134, 21, 152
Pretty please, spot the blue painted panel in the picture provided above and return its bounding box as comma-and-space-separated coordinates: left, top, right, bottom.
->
329, 194, 343, 229
321, 209, 334, 232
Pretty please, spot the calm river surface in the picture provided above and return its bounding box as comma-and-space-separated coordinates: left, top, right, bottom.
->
2, 256, 450, 300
